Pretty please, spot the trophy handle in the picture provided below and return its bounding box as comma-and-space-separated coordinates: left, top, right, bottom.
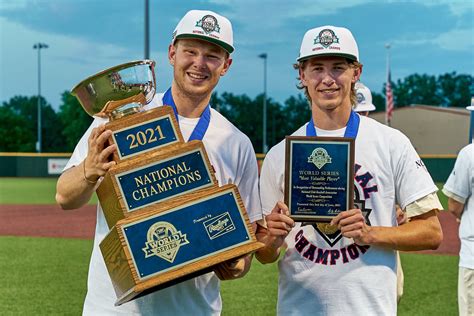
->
150, 60, 157, 100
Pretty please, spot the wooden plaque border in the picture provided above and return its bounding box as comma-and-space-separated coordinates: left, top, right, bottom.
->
284, 136, 355, 222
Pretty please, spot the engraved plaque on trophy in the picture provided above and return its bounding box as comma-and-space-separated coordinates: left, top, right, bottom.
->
97, 140, 218, 228
285, 136, 354, 222
106, 106, 183, 161
100, 184, 263, 306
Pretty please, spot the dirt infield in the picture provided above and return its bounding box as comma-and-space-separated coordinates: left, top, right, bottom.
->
0, 204, 460, 255
0, 204, 96, 239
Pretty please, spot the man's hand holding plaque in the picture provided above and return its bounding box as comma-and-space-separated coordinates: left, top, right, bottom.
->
254, 202, 295, 264
330, 208, 371, 245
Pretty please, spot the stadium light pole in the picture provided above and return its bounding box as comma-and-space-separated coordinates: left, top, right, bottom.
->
259, 53, 268, 154
33, 42, 48, 153
144, 0, 149, 59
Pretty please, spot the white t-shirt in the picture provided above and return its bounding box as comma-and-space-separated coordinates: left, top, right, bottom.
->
443, 143, 474, 269
260, 115, 439, 316
64, 92, 262, 315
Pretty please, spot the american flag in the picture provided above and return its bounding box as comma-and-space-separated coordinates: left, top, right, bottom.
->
385, 70, 394, 125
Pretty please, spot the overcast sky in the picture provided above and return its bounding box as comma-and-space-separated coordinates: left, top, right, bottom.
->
0, 0, 473, 111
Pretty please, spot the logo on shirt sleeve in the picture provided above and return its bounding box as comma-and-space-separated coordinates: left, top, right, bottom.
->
415, 159, 426, 169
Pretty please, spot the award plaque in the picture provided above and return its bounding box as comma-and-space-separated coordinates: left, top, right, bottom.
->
100, 184, 263, 306
105, 106, 183, 162
285, 136, 354, 222
97, 140, 218, 228
71, 60, 263, 305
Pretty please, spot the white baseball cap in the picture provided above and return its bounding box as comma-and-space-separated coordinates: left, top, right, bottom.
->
172, 10, 234, 54
297, 25, 359, 62
466, 97, 474, 111
354, 82, 376, 112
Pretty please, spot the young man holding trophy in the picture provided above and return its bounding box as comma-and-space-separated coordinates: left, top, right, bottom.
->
56, 10, 262, 315
255, 25, 443, 315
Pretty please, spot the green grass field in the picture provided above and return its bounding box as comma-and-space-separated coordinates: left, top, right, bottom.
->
0, 177, 98, 205
0, 236, 92, 315
0, 236, 458, 315
0, 178, 458, 315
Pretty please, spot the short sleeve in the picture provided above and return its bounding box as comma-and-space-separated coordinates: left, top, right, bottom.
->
443, 145, 473, 200
405, 192, 443, 218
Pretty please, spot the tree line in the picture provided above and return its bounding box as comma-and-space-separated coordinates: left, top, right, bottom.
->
1, 72, 471, 153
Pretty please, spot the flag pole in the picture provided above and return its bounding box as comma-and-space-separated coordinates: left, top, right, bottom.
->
469, 97, 474, 143
385, 43, 391, 126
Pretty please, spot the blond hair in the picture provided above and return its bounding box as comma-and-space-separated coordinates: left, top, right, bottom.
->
293, 59, 363, 106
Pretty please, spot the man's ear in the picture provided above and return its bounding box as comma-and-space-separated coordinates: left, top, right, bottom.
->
220, 58, 233, 76
353, 64, 362, 83
299, 67, 307, 86
168, 44, 176, 66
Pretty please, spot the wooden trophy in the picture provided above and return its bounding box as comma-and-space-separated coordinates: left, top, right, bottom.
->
71, 60, 263, 306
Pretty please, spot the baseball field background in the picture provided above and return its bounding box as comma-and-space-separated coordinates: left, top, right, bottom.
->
0, 178, 459, 315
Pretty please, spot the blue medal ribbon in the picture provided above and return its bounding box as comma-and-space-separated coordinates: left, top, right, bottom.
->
306, 110, 360, 138
162, 87, 211, 141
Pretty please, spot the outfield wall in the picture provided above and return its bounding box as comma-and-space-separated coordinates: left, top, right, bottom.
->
420, 155, 457, 183
0, 153, 457, 182
0, 153, 71, 178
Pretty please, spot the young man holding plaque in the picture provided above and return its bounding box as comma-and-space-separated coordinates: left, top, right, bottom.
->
256, 25, 443, 315
56, 10, 262, 315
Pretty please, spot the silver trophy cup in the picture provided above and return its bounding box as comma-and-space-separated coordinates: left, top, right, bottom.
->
71, 60, 156, 120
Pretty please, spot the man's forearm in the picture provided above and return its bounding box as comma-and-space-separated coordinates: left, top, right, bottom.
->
447, 198, 464, 219
255, 226, 281, 264
363, 210, 443, 251
55, 161, 98, 210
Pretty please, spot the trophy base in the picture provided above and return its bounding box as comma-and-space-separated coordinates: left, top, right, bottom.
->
114, 267, 214, 306
100, 184, 263, 306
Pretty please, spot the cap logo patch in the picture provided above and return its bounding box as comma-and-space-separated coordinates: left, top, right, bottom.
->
196, 15, 221, 34
314, 29, 339, 48
356, 92, 365, 104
